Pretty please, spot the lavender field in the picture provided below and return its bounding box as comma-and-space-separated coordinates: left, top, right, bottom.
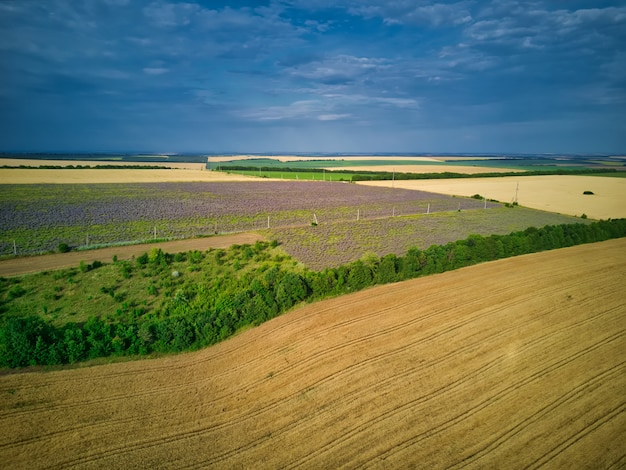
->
1, 181, 494, 255
266, 207, 592, 270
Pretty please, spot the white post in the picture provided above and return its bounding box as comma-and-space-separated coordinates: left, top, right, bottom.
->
392, 207, 395, 217
427, 203, 430, 214
13, 240, 17, 256
484, 197, 487, 209
154, 226, 157, 239
267, 216, 270, 229
314, 213, 318, 224
458, 202, 461, 211
357, 209, 360, 221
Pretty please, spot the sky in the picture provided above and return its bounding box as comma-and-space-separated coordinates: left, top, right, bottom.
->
1, 0, 625, 154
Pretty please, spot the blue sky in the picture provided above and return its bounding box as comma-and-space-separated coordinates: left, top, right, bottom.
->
1, 0, 625, 154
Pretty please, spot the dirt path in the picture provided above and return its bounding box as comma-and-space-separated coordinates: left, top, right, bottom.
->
0, 232, 265, 277
1, 238, 624, 468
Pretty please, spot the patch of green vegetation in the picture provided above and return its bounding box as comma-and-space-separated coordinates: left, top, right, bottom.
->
2, 219, 626, 368
588, 172, 626, 178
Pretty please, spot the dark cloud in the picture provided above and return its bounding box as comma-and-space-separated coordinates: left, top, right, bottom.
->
0, 0, 624, 153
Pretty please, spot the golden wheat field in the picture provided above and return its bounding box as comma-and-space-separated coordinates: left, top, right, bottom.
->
0, 168, 263, 184
1, 238, 625, 469
359, 175, 626, 220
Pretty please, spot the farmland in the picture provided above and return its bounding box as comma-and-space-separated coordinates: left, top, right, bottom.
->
359, 175, 626, 220
1, 238, 624, 468
267, 206, 591, 270
0, 181, 495, 256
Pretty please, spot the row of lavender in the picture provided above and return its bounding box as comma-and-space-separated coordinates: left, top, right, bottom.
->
0, 181, 497, 255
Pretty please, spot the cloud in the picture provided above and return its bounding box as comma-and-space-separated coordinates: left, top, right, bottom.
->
340, 1, 473, 27
286, 55, 390, 85
318, 113, 351, 121
143, 67, 169, 75
143, 1, 202, 28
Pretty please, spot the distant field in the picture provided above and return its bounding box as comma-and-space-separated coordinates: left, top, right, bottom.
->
359, 175, 626, 220
1, 238, 624, 468
267, 207, 591, 269
208, 155, 525, 173
324, 164, 523, 174
0, 181, 491, 256
0, 158, 206, 170
0, 168, 260, 184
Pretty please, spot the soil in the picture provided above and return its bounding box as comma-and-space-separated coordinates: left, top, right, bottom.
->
1, 238, 624, 468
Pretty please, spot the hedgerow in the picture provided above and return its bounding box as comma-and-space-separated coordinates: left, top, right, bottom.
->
1, 218, 625, 368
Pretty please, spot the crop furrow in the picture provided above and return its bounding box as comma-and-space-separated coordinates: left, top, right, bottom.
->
219, 307, 625, 468
368, 330, 626, 465
289, 313, 624, 467
450, 361, 626, 468
525, 401, 626, 470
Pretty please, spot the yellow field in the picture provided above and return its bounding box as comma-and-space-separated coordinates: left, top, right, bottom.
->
0, 168, 264, 184
1, 238, 624, 468
359, 175, 626, 220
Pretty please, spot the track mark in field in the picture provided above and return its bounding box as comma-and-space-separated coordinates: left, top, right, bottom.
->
199, 298, 624, 467
450, 361, 626, 468
4, 272, 623, 463
1, 239, 624, 469
290, 314, 626, 468
526, 402, 626, 469
368, 330, 626, 466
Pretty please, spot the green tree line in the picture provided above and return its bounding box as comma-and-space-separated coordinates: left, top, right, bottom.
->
215, 165, 616, 181
1, 218, 625, 368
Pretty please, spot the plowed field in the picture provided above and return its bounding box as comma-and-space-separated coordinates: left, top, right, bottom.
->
1, 239, 625, 468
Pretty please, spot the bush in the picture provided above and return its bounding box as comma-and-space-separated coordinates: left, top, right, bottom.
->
583, 190, 594, 195
58, 243, 70, 253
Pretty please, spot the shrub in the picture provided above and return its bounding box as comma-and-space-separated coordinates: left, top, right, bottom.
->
583, 190, 594, 195
7, 285, 27, 300
58, 243, 70, 253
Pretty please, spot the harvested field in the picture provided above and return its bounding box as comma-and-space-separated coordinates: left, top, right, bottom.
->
1, 238, 624, 468
0, 168, 264, 184
359, 175, 626, 220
